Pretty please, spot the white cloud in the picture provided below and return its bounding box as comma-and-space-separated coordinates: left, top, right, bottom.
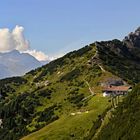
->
0, 28, 16, 52
24, 50, 49, 61
0, 25, 50, 61
48, 53, 64, 61
0, 25, 29, 52
12, 25, 29, 51
25, 50, 64, 61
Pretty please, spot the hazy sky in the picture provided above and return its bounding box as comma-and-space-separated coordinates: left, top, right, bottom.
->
0, 0, 140, 59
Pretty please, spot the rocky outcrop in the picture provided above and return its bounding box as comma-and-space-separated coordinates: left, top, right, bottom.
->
123, 27, 140, 48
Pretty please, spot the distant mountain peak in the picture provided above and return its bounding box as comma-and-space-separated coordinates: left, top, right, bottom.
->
6, 50, 21, 56
10, 49, 20, 54
0, 50, 42, 79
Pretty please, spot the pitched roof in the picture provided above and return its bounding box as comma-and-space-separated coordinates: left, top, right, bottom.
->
103, 86, 131, 92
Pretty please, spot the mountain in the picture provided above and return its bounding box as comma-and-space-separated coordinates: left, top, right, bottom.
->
0, 50, 42, 79
123, 27, 140, 48
0, 27, 140, 140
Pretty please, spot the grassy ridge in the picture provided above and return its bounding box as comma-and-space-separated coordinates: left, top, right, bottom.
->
1, 38, 140, 140
0, 44, 114, 140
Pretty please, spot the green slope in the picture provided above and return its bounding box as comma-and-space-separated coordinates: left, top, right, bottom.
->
0, 44, 115, 140
21, 95, 110, 140
1, 36, 140, 140
96, 84, 140, 140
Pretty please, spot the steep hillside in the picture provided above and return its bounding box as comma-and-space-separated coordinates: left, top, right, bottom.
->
83, 27, 140, 140
1, 27, 140, 140
0, 44, 115, 140
95, 39, 140, 84
95, 84, 140, 140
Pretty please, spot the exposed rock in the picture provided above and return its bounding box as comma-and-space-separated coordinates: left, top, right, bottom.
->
95, 40, 127, 58
123, 27, 140, 48
100, 78, 124, 87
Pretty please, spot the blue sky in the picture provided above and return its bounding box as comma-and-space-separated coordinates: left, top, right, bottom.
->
0, 0, 140, 58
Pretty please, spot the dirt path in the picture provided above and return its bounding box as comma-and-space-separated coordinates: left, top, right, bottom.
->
98, 65, 106, 72
82, 80, 95, 101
